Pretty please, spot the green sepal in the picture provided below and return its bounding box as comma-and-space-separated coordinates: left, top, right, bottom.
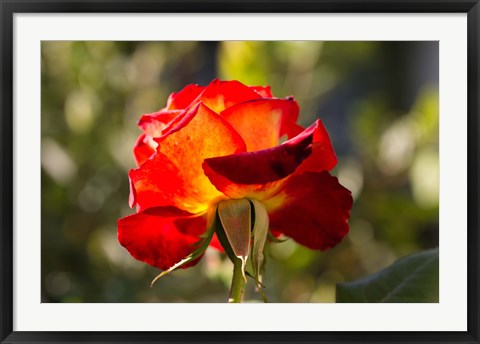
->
217, 199, 251, 281
214, 214, 237, 263
250, 199, 269, 286
150, 206, 218, 287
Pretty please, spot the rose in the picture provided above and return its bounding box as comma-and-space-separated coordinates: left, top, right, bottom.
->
118, 79, 352, 278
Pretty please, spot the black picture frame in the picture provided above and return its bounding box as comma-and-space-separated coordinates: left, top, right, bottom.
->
1, 1, 479, 343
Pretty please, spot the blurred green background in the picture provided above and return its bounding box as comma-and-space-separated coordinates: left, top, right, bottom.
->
41, 41, 438, 303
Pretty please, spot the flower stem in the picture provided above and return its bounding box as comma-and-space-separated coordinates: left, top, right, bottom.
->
228, 258, 246, 303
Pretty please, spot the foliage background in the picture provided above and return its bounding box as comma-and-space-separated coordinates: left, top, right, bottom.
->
41, 41, 439, 302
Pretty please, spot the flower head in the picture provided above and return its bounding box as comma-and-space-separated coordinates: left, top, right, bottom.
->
118, 79, 352, 284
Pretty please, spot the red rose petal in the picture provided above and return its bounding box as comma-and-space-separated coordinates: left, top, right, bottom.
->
117, 212, 205, 270
174, 214, 207, 236
249, 85, 273, 98
220, 98, 299, 151
137, 109, 183, 137
209, 233, 224, 252
191, 79, 262, 114
128, 176, 137, 208
166, 84, 206, 110
264, 171, 352, 251
136, 207, 223, 252
286, 123, 306, 139
133, 134, 156, 166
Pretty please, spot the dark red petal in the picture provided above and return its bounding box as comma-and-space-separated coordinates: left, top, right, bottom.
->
249, 85, 273, 98
133, 134, 156, 166
265, 171, 352, 251
191, 79, 261, 114
166, 84, 206, 110
295, 119, 337, 173
201, 120, 337, 201
117, 212, 205, 270
202, 118, 336, 194
143, 206, 198, 218
204, 121, 317, 186
220, 98, 299, 151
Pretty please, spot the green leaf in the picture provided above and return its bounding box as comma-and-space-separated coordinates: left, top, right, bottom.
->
336, 248, 439, 303
250, 200, 268, 282
250, 199, 269, 302
150, 206, 218, 287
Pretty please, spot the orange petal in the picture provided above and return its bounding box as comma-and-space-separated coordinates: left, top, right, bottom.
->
117, 211, 205, 270
166, 84, 206, 110
220, 98, 299, 151
129, 152, 190, 211
134, 110, 185, 166
191, 79, 261, 114
131, 103, 246, 213
264, 171, 352, 250
202, 121, 318, 199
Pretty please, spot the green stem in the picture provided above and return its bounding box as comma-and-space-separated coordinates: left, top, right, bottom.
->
228, 258, 246, 303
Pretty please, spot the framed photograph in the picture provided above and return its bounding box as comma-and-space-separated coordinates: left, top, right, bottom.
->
1, 1, 479, 343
